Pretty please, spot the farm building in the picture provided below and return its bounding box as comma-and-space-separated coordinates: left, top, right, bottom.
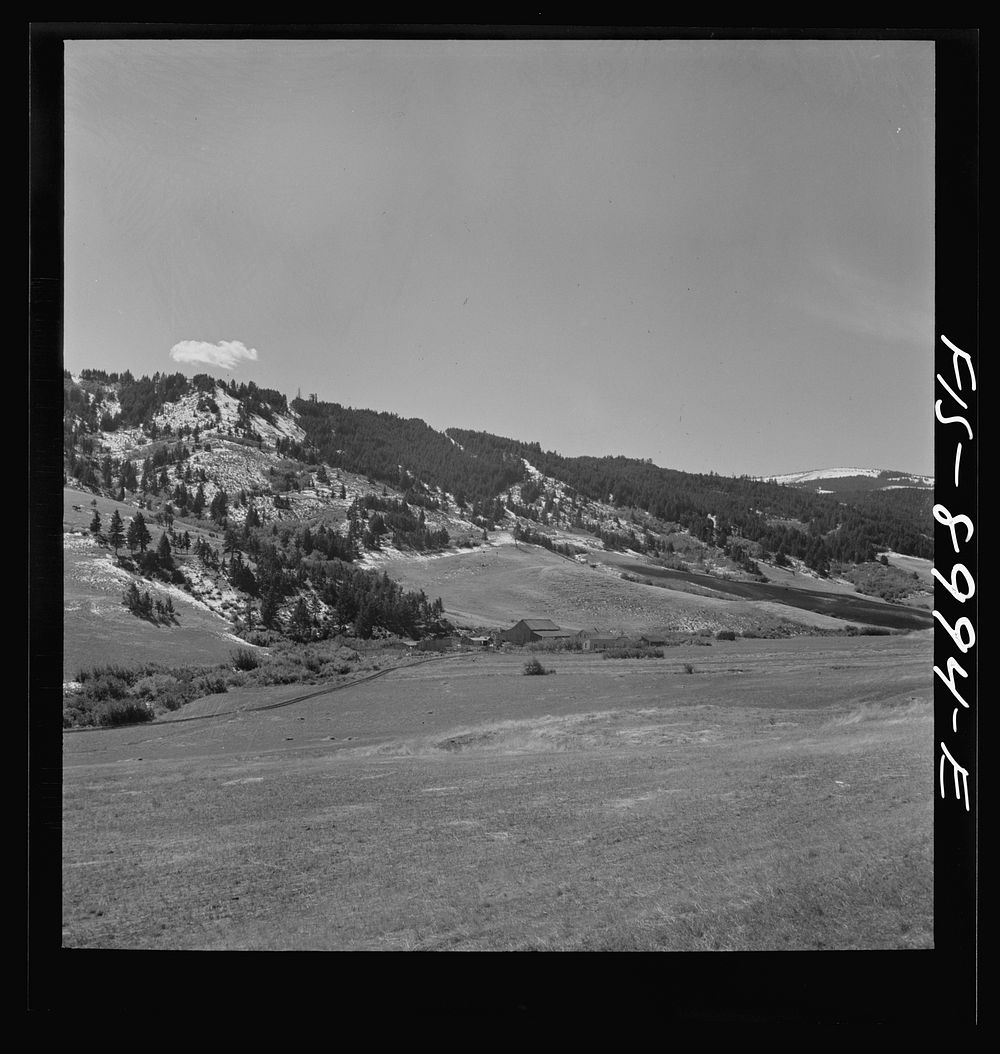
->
640, 633, 669, 646
501, 619, 575, 645
577, 630, 630, 651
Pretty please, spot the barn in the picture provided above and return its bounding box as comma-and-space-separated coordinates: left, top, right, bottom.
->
577, 630, 630, 651
501, 619, 574, 645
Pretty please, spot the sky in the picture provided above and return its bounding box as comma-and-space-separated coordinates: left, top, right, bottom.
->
64, 38, 935, 477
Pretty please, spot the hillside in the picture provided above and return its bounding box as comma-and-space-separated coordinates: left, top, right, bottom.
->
62, 369, 934, 690
761, 467, 934, 491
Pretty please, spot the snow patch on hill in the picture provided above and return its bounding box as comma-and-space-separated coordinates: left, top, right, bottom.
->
762, 467, 934, 487
763, 467, 883, 484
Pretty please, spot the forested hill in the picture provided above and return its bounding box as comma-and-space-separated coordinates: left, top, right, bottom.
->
64, 370, 933, 574
291, 398, 527, 508
446, 428, 934, 565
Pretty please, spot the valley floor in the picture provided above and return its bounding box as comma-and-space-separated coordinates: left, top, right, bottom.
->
62, 634, 933, 952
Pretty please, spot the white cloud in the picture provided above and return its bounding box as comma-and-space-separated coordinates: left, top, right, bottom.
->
169, 339, 259, 370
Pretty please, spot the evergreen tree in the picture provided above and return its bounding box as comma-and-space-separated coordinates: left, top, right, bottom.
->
260, 584, 282, 629
89, 509, 102, 535
123, 581, 141, 612
157, 532, 173, 570
290, 597, 313, 640
127, 512, 152, 553
210, 489, 229, 524
108, 509, 125, 553
192, 482, 205, 517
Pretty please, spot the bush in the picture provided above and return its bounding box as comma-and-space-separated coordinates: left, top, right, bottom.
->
130, 673, 181, 699
523, 657, 551, 676
715, 630, 737, 641
231, 647, 260, 671
681, 663, 695, 674
158, 690, 186, 712
77, 663, 140, 684
95, 699, 154, 727
86, 675, 132, 701
191, 673, 228, 698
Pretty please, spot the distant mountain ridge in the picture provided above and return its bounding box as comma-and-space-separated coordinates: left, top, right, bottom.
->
760, 467, 934, 492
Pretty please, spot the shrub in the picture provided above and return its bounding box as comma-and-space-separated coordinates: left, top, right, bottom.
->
231, 647, 260, 671
681, 663, 695, 674
86, 675, 132, 702
244, 629, 280, 647
715, 630, 737, 641
523, 657, 550, 676
191, 673, 228, 698
158, 690, 186, 712
95, 699, 154, 727
130, 673, 181, 699
77, 663, 140, 684
602, 647, 664, 660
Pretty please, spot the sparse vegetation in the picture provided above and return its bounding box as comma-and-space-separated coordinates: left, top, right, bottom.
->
836, 560, 928, 604
522, 657, 552, 676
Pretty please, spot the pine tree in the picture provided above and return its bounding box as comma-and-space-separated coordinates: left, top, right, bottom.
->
192, 482, 205, 516
89, 510, 102, 535
291, 597, 313, 640
108, 509, 125, 553
127, 512, 152, 553
157, 532, 173, 569
123, 581, 141, 613
260, 584, 282, 629
210, 489, 229, 524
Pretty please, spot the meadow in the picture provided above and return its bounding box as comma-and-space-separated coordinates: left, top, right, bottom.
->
62, 632, 932, 951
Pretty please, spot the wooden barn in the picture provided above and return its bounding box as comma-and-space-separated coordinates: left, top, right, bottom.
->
577, 630, 630, 651
501, 619, 574, 645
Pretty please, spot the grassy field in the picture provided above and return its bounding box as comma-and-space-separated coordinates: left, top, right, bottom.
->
62, 632, 932, 951
380, 542, 857, 636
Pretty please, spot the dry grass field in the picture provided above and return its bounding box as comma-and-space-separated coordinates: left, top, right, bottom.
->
62, 633, 932, 952
380, 542, 932, 635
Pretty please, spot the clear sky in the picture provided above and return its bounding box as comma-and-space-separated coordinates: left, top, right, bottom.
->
64, 38, 934, 477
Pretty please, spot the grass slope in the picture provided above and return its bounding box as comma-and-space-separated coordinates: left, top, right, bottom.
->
63, 489, 247, 680
381, 542, 867, 635
63, 633, 932, 951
